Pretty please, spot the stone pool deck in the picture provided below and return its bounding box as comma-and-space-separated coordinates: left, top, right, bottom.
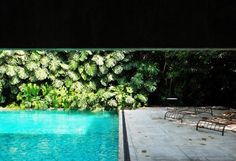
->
123, 107, 236, 161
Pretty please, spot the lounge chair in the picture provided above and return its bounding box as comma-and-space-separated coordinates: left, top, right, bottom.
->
196, 112, 236, 136
164, 107, 192, 123
164, 107, 213, 123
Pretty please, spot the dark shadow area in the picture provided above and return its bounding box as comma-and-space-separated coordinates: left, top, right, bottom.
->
147, 51, 236, 108
0, 0, 236, 47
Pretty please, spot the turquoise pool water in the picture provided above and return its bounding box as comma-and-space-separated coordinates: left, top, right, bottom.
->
0, 110, 118, 161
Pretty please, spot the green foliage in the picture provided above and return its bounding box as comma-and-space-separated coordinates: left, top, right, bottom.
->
84, 63, 97, 76
0, 50, 159, 111
17, 83, 42, 109
156, 50, 236, 106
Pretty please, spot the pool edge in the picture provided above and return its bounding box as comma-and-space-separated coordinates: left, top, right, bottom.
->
119, 110, 124, 161
119, 110, 133, 161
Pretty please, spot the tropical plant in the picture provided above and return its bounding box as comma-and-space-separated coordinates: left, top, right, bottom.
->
0, 50, 159, 111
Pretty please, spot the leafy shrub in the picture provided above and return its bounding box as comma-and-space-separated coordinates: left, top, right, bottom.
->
0, 50, 159, 111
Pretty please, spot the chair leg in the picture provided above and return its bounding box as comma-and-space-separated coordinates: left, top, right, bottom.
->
222, 126, 226, 136
196, 120, 200, 131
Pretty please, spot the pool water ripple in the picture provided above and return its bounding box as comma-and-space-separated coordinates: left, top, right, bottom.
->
0, 110, 118, 161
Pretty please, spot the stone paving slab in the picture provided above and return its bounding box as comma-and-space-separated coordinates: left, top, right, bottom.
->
124, 107, 236, 161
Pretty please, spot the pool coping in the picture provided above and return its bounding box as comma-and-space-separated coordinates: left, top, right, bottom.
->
119, 110, 124, 161
119, 110, 137, 161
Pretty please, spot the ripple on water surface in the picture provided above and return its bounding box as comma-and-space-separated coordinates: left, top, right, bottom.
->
0, 110, 118, 161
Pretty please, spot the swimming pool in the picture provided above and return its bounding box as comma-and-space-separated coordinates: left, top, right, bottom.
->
0, 110, 118, 161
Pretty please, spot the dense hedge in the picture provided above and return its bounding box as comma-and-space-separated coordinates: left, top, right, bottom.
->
150, 50, 236, 107
0, 50, 158, 111
1, 50, 235, 110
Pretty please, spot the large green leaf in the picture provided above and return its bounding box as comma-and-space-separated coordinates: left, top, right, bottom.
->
6, 65, 16, 76
10, 76, 20, 85
99, 65, 108, 74
79, 51, 92, 61
111, 51, 125, 61
30, 52, 41, 61
135, 94, 148, 103
69, 60, 78, 70
35, 68, 48, 80
85, 63, 97, 76
105, 57, 116, 68
92, 54, 104, 65
17, 67, 28, 79
113, 65, 123, 74
68, 71, 79, 81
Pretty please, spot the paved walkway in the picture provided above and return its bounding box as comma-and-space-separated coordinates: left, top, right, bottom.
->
124, 107, 236, 161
